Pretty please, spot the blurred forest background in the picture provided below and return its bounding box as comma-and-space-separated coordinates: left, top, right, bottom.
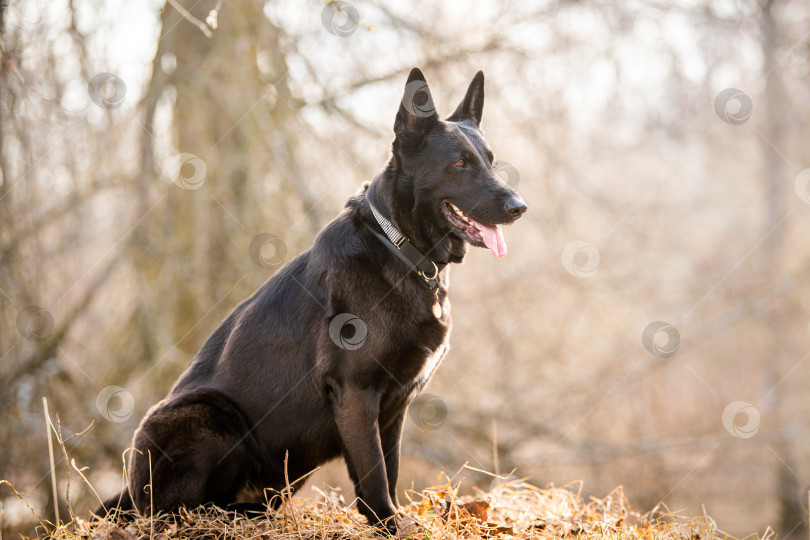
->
2, 0, 810, 536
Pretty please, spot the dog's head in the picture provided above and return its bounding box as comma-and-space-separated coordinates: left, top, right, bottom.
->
387, 68, 527, 263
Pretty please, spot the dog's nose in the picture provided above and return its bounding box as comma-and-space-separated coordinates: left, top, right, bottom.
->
504, 195, 527, 218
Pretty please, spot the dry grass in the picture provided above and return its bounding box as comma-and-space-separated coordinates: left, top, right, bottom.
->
27, 468, 736, 540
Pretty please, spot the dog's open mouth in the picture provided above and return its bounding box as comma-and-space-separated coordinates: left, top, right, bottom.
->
442, 201, 507, 257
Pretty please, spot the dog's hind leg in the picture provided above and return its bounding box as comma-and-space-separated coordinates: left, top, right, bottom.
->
127, 389, 262, 514
93, 488, 134, 520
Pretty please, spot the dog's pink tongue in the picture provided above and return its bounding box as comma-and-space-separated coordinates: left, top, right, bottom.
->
479, 224, 507, 257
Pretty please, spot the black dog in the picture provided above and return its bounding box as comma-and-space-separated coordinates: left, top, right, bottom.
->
97, 67, 526, 533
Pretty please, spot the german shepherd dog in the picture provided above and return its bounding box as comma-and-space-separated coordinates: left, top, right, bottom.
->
98, 68, 527, 533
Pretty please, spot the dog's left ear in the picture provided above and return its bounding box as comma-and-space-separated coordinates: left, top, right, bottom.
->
447, 71, 485, 126
395, 67, 439, 148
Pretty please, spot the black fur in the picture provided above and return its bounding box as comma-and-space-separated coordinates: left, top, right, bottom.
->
96, 67, 527, 533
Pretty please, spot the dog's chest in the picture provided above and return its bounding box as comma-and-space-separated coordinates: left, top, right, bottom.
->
380, 330, 449, 426
380, 287, 451, 393
415, 293, 451, 386
417, 338, 449, 387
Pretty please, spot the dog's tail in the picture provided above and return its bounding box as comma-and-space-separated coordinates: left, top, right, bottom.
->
93, 488, 135, 520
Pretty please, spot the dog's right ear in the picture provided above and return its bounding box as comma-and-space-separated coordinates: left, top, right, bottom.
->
394, 67, 439, 149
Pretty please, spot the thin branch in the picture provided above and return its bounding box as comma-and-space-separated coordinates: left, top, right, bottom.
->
167, 0, 213, 38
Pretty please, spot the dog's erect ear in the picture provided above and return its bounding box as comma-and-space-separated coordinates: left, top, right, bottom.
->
447, 71, 485, 126
394, 67, 439, 147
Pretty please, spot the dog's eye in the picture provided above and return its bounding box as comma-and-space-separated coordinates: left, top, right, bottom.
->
453, 159, 466, 168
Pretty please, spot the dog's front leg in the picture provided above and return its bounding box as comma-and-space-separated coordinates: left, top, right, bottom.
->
380, 409, 406, 507
332, 384, 397, 532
